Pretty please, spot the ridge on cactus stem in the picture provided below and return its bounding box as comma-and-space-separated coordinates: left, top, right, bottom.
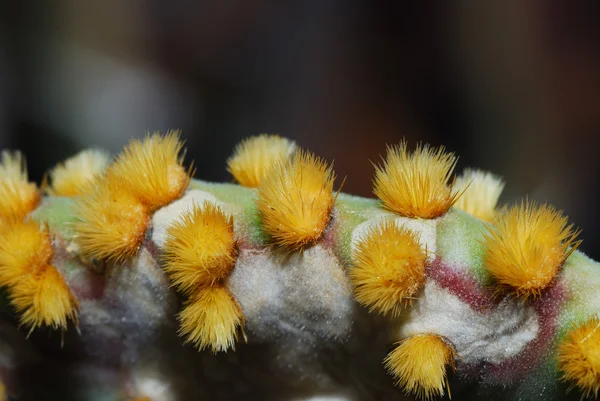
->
257, 149, 336, 249
483, 200, 581, 299
373, 140, 459, 219
0, 151, 40, 220
453, 168, 505, 222
227, 134, 297, 188
384, 334, 456, 400
557, 316, 600, 399
0, 219, 78, 331
351, 220, 426, 316
3, 131, 600, 400
163, 201, 236, 295
47, 149, 110, 197
178, 285, 243, 353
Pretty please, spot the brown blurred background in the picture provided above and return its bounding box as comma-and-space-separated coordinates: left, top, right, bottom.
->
0, 1, 598, 258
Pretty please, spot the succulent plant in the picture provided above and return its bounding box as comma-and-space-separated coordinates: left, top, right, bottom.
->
0, 132, 598, 401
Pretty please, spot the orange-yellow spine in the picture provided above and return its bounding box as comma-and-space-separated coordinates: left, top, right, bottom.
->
351, 220, 426, 316
163, 202, 236, 295
48, 149, 110, 197
178, 285, 243, 353
373, 141, 458, 219
256, 150, 335, 249
384, 334, 456, 400
483, 200, 580, 299
0, 151, 40, 221
227, 134, 296, 187
557, 317, 600, 398
108, 131, 190, 211
0, 219, 78, 331
73, 174, 149, 263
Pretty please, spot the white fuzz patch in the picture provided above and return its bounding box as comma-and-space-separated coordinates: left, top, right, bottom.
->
351, 210, 437, 262
151, 189, 231, 248
227, 245, 354, 341
400, 281, 538, 364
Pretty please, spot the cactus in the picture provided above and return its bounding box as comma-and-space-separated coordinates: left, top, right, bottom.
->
0, 132, 598, 401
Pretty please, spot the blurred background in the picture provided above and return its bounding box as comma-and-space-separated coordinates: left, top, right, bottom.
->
0, 1, 598, 258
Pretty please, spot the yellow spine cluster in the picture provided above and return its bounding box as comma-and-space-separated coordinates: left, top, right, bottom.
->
47, 149, 110, 197
0, 151, 40, 221
558, 317, 600, 398
163, 202, 243, 353
73, 131, 190, 262
453, 168, 505, 222
373, 141, 459, 219
483, 200, 580, 299
0, 219, 78, 331
227, 134, 296, 187
351, 220, 426, 316
384, 334, 456, 400
257, 150, 336, 249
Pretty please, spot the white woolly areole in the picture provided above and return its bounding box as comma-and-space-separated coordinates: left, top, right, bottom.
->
151, 189, 231, 248
227, 245, 354, 341
351, 210, 437, 262
401, 281, 539, 364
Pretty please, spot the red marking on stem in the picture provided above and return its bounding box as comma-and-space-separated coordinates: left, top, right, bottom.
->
427, 258, 496, 312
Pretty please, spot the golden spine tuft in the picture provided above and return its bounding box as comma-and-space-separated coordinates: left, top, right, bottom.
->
384, 334, 456, 400
108, 131, 190, 211
257, 150, 335, 249
350, 220, 426, 316
73, 175, 149, 263
0, 151, 40, 221
483, 200, 580, 299
0, 219, 78, 331
373, 141, 458, 219
558, 317, 600, 398
227, 134, 296, 187
178, 285, 243, 353
72, 131, 192, 262
163, 202, 236, 295
453, 168, 505, 222
48, 149, 110, 197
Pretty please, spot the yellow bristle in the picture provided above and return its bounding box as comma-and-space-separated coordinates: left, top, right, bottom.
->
256, 150, 335, 249
108, 131, 190, 211
48, 149, 110, 197
454, 168, 505, 222
384, 334, 456, 400
163, 202, 236, 295
0, 219, 78, 331
0, 151, 28, 181
227, 134, 297, 187
558, 317, 600, 398
0, 380, 5, 401
10, 265, 79, 331
73, 175, 149, 262
178, 285, 243, 353
483, 200, 580, 299
0, 219, 53, 288
373, 141, 459, 219
350, 220, 426, 316
0, 151, 40, 220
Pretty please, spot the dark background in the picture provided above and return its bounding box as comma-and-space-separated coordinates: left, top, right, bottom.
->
1, 1, 599, 258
